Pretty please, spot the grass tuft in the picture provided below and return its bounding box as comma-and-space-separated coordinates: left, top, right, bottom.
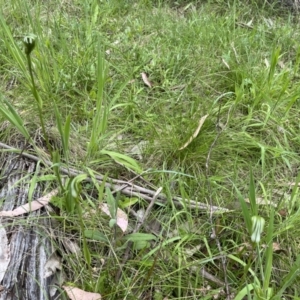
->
1, 0, 300, 298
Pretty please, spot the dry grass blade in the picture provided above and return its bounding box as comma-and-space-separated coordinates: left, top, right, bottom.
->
179, 114, 209, 150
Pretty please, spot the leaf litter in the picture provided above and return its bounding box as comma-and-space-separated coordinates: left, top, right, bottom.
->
0, 189, 58, 217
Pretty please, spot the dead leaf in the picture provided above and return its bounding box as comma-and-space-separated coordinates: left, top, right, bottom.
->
100, 203, 128, 232
130, 140, 149, 160
236, 21, 254, 29
0, 222, 10, 282
44, 252, 61, 278
244, 197, 276, 207
246, 19, 253, 27
63, 286, 101, 300
237, 242, 253, 253
272, 242, 281, 252
179, 114, 209, 150
62, 238, 81, 255
141, 72, 152, 88
261, 242, 283, 253
278, 209, 288, 217
185, 244, 202, 257
0, 189, 58, 217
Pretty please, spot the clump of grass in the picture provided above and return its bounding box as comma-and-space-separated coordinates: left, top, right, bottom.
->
1, 0, 300, 298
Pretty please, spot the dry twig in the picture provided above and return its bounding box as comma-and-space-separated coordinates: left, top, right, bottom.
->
0, 142, 229, 213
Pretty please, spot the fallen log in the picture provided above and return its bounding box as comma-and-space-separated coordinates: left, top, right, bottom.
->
0, 153, 55, 300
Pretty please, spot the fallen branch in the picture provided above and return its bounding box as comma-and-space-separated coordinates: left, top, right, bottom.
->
0, 142, 228, 212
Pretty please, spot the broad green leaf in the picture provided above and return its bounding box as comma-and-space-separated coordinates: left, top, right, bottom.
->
37, 175, 57, 181
124, 233, 157, 242
82, 239, 91, 265
28, 161, 40, 203
249, 169, 258, 216
235, 186, 252, 236
0, 98, 30, 140
105, 187, 117, 219
234, 284, 254, 300
84, 229, 108, 243
228, 254, 261, 287
272, 254, 300, 299
101, 149, 142, 173
263, 208, 274, 293
133, 240, 150, 250
119, 197, 139, 209
109, 219, 117, 228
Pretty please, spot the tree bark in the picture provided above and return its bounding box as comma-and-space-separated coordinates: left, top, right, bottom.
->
0, 153, 54, 300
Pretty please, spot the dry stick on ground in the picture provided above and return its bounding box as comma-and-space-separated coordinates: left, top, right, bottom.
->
0, 142, 228, 212
205, 105, 232, 299
116, 187, 163, 281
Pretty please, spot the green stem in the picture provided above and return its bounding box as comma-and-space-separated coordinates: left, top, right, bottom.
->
26, 53, 52, 155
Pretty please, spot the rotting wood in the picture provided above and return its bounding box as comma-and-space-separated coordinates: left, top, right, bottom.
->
0, 153, 57, 300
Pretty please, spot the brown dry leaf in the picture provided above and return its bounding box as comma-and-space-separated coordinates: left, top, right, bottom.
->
0, 189, 58, 217
278, 209, 288, 217
261, 242, 282, 252
272, 242, 281, 252
62, 238, 81, 255
237, 242, 253, 253
63, 286, 101, 300
100, 203, 128, 232
141, 72, 152, 88
179, 114, 209, 150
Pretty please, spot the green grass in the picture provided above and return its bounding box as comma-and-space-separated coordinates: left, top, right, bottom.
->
1, 0, 300, 299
